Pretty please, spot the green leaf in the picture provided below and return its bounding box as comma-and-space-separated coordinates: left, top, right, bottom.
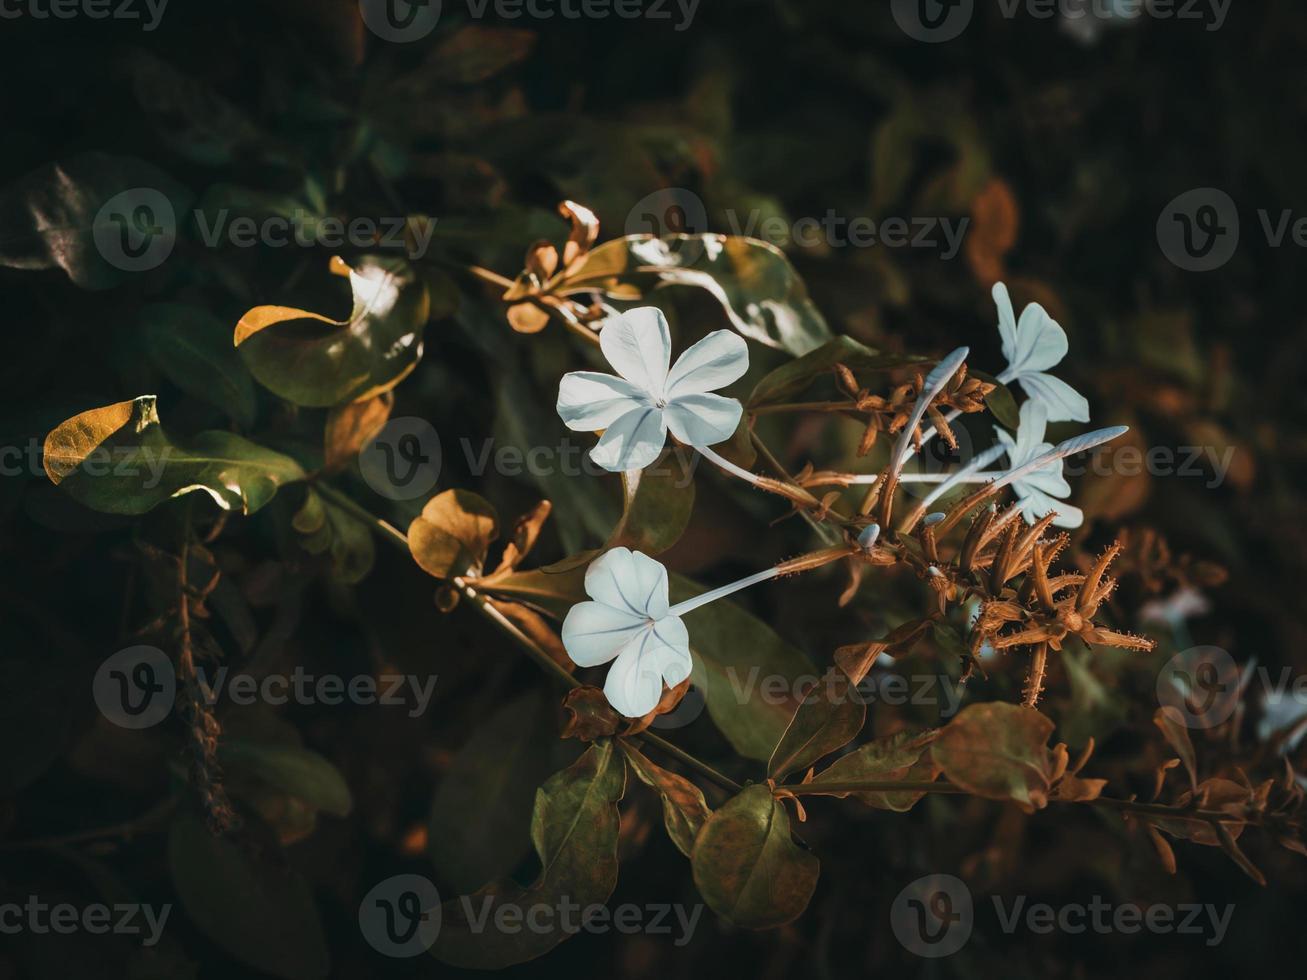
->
428, 690, 575, 894
691, 784, 818, 928
43, 396, 305, 515
767, 667, 866, 780
408, 489, 499, 579
931, 702, 1056, 811
138, 303, 257, 428
748, 336, 928, 407
606, 449, 696, 555
974, 369, 1019, 430
619, 739, 711, 858
168, 810, 330, 980
807, 729, 941, 811
566, 234, 832, 356
675, 573, 815, 762
0, 152, 191, 289
234, 255, 430, 407
432, 739, 626, 969
218, 739, 353, 818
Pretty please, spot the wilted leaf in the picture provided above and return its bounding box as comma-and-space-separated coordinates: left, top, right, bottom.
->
323, 392, 393, 473
168, 811, 330, 980
768, 667, 866, 780
562, 687, 623, 741
234, 255, 430, 407
808, 729, 941, 811
432, 739, 625, 968
408, 489, 499, 579
931, 702, 1057, 811
567, 234, 832, 356
691, 784, 818, 928
43, 396, 305, 515
139, 304, 257, 428
619, 739, 712, 858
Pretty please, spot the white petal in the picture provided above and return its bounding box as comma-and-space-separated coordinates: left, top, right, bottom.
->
1015, 486, 1083, 529
665, 330, 749, 398
602, 617, 692, 717
560, 600, 648, 667
993, 282, 1019, 366
1018, 372, 1091, 423
588, 406, 668, 472
557, 371, 651, 431
1011, 302, 1069, 374
582, 547, 669, 618
663, 392, 742, 448
599, 307, 671, 398
1012, 399, 1050, 463
1017, 460, 1071, 498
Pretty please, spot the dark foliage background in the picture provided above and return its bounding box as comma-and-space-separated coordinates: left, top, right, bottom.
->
2, 1, 1306, 977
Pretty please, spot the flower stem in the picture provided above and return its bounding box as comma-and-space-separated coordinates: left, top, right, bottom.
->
668, 567, 782, 618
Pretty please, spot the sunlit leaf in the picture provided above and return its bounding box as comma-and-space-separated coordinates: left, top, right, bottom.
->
691, 784, 818, 929
43, 396, 305, 515
408, 489, 499, 580
323, 392, 392, 473
234, 255, 430, 407
566, 234, 832, 356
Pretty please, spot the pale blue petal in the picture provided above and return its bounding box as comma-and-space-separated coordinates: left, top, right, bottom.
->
600, 307, 671, 398
624, 549, 671, 619
665, 330, 749, 398
603, 618, 693, 716
1013, 399, 1050, 463
1017, 460, 1071, 498
1018, 372, 1090, 423
588, 406, 668, 472
557, 371, 651, 431
1015, 486, 1083, 529
992, 282, 1019, 366
663, 392, 742, 448
584, 546, 638, 609
560, 600, 647, 668
1012, 302, 1069, 374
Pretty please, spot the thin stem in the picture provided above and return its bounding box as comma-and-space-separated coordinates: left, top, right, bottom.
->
696, 442, 765, 486
316, 480, 743, 795
751, 400, 859, 416
465, 264, 515, 290
668, 567, 781, 618
748, 431, 847, 541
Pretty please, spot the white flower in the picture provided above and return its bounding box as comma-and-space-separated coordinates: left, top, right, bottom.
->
992, 282, 1090, 423
557, 307, 748, 472
561, 547, 692, 717
995, 399, 1083, 528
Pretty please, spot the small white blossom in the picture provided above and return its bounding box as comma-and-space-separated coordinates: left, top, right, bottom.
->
995, 399, 1083, 528
561, 547, 692, 717
993, 282, 1090, 423
557, 307, 748, 472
